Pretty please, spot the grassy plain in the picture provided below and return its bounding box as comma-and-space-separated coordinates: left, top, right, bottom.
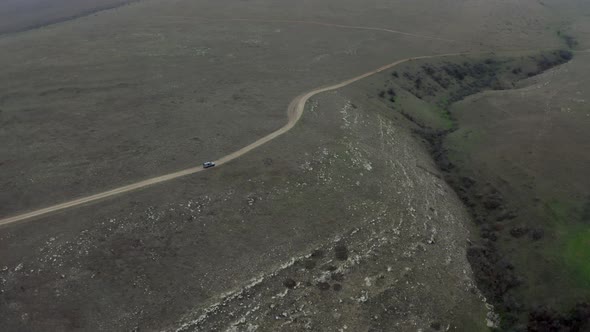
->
1, 0, 589, 331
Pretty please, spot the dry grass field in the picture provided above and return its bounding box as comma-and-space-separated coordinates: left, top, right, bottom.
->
1, 0, 589, 331
0, 0, 568, 217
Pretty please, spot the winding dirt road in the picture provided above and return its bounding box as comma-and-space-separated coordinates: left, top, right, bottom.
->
0, 52, 470, 227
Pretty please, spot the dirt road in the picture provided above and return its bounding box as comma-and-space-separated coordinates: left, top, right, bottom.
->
0, 52, 468, 227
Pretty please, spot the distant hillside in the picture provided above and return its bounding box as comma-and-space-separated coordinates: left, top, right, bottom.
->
0, 0, 134, 35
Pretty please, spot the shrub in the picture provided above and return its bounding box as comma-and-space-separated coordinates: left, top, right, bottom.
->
334, 244, 349, 260
559, 50, 573, 61
562, 34, 579, 49
422, 65, 436, 76
283, 278, 297, 288
415, 78, 423, 89
316, 282, 330, 290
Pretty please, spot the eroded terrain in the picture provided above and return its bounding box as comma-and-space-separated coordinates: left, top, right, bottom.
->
1, 0, 590, 331
2, 91, 489, 330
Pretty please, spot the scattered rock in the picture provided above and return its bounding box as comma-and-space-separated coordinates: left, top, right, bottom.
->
355, 291, 369, 303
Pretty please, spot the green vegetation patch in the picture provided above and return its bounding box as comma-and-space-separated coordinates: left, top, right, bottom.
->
546, 198, 590, 285
372, 50, 584, 330
564, 227, 590, 284
446, 127, 485, 153
376, 50, 573, 134
557, 29, 579, 49
396, 89, 453, 129
547, 199, 578, 223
